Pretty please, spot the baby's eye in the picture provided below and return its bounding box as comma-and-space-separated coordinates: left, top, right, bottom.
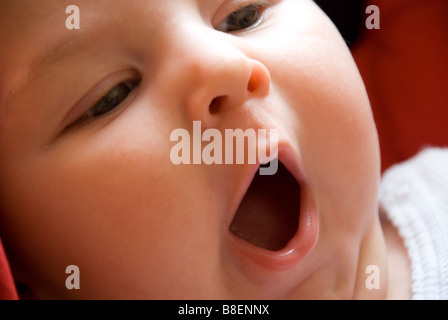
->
87, 82, 134, 118
72, 81, 137, 128
216, 4, 264, 33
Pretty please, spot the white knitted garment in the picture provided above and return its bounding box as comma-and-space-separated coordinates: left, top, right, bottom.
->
379, 148, 448, 300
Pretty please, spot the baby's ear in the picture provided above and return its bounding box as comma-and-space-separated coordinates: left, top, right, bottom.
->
313, 0, 366, 46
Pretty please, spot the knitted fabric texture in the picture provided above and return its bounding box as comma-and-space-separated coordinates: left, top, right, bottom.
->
379, 147, 448, 299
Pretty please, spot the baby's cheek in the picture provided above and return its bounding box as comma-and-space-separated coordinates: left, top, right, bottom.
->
276, 34, 381, 244
3, 141, 223, 298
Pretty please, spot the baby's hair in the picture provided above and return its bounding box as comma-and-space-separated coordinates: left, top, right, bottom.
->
314, 0, 367, 46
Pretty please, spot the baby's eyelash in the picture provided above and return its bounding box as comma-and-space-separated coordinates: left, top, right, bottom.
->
216, 0, 280, 33
66, 80, 139, 131
235, 0, 280, 11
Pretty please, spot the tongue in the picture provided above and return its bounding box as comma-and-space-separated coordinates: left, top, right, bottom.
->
229, 161, 301, 251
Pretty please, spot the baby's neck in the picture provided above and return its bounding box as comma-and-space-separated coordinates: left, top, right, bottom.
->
381, 213, 413, 299
351, 216, 388, 300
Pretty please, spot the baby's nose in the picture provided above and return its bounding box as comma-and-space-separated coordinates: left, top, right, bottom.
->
168, 31, 271, 127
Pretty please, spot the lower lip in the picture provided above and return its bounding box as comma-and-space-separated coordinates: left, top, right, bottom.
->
227, 147, 319, 273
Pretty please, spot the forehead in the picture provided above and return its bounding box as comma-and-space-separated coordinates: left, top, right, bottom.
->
0, 0, 66, 103
0, 0, 119, 114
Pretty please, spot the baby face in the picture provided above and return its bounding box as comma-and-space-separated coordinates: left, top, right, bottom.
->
0, 0, 381, 299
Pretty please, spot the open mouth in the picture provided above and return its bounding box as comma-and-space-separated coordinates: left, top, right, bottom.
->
229, 159, 301, 252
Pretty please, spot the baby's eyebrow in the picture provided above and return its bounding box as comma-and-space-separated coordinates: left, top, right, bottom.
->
30, 36, 83, 80
0, 34, 86, 115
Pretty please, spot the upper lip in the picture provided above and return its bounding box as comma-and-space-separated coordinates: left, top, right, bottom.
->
226, 141, 319, 273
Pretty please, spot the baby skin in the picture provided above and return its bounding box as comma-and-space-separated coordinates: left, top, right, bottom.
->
0, 0, 411, 299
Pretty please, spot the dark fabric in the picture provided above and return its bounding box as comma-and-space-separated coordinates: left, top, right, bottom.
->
314, 0, 366, 46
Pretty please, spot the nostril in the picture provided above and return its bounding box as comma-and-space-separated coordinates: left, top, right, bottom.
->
209, 96, 224, 115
